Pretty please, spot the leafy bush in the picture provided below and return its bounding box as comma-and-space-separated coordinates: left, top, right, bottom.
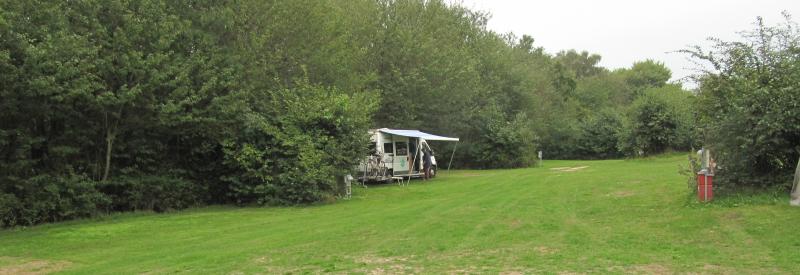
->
468, 104, 538, 168
218, 80, 376, 205
0, 193, 20, 227
679, 152, 701, 194
619, 85, 695, 156
685, 14, 800, 189
0, 175, 109, 227
537, 114, 583, 160
577, 109, 624, 159
99, 175, 203, 212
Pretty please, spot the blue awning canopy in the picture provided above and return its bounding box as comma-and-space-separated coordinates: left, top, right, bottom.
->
377, 128, 459, 142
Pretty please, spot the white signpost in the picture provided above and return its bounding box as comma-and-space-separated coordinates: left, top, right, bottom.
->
791, 156, 800, 206
538, 151, 543, 163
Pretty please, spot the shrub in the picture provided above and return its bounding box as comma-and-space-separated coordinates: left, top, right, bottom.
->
469, 104, 538, 168
685, 14, 800, 189
577, 109, 624, 159
620, 85, 695, 156
99, 175, 203, 212
0, 175, 109, 227
679, 152, 701, 194
0, 193, 20, 227
217, 80, 377, 205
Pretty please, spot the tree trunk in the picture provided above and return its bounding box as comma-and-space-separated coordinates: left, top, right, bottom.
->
102, 128, 115, 182
790, 156, 800, 206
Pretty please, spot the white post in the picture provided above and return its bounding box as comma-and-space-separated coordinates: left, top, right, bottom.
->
538, 151, 543, 166
344, 174, 353, 199
790, 156, 800, 206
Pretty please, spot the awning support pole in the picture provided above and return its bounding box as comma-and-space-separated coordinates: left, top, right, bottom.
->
447, 141, 458, 172
407, 139, 420, 186
362, 159, 368, 186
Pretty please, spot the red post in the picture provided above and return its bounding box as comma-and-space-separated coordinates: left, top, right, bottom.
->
697, 171, 714, 202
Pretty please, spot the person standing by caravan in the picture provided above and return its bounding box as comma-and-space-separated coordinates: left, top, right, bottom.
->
423, 148, 433, 180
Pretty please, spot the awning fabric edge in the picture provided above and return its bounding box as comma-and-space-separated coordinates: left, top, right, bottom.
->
377, 128, 459, 142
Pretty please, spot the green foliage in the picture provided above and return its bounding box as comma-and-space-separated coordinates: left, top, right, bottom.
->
536, 109, 583, 159
468, 104, 538, 168
619, 59, 672, 93
685, 14, 800, 189
577, 109, 624, 159
0, 0, 377, 226
0, 193, 18, 228
575, 73, 634, 107
621, 85, 695, 155
99, 175, 202, 212
218, 80, 376, 205
679, 152, 702, 197
554, 49, 607, 79
0, 175, 109, 227
535, 52, 692, 160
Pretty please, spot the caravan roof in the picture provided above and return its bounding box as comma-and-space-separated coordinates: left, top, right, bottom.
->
377, 128, 459, 142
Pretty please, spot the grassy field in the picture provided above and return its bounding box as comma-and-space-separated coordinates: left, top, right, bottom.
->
1, 154, 799, 274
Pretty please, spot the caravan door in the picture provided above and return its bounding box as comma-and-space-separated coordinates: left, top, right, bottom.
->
392, 136, 409, 175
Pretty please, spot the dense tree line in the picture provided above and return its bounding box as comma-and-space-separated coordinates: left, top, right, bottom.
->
1, 0, 697, 227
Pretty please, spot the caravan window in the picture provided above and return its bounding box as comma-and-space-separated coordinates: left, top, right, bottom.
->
383, 142, 394, 154
395, 141, 408, 156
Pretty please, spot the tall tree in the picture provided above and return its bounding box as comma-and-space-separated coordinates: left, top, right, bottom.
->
554, 49, 607, 79
619, 59, 672, 94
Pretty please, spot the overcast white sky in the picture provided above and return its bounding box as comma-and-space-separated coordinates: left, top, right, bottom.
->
456, 0, 800, 88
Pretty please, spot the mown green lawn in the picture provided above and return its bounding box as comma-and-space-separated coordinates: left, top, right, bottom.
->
1, 154, 799, 274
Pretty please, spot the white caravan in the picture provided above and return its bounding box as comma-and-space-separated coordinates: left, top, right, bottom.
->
357, 128, 459, 183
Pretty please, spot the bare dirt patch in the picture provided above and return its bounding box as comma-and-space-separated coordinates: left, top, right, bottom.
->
628, 264, 671, 274
608, 190, 635, 198
0, 257, 71, 275
449, 266, 536, 274
355, 255, 409, 265
354, 255, 417, 274
447, 266, 481, 274
606, 264, 671, 274
701, 264, 737, 274
508, 219, 522, 229
533, 246, 558, 255
722, 212, 742, 221
550, 166, 589, 172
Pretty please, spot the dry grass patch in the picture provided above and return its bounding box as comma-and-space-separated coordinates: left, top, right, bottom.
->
550, 166, 589, 172
700, 264, 738, 274
608, 190, 635, 198
0, 257, 71, 275
508, 219, 522, 229
604, 263, 671, 274
354, 255, 418, 274
533, 246, 558, 255
721, 212, 743, 221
